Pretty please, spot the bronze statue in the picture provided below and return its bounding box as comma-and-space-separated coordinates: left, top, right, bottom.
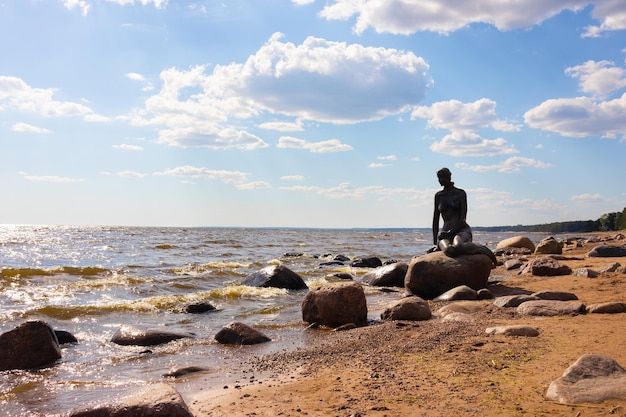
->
429, 167, 472, 256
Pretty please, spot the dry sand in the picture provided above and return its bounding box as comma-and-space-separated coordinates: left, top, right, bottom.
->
186, 232, 626, 417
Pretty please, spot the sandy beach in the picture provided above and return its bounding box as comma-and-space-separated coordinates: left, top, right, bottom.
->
185, 232, 626, 417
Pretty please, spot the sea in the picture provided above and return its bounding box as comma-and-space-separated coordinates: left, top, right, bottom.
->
0, 225, 549, 416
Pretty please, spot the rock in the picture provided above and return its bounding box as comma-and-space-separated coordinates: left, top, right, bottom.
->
442, 312, 474, 322
587, 245, 626, 257
242, 264, 308, 290
55, 330, 78, 344
486, 325, 540, 337
434, 285, 477, 301
504, 259, 523, 270
111, 326, 194, 346
361, 262, 408, 287
350, 257, 383, 268
586, 302, 626, 314
546, 354, 626, 404
531, 291, 578, 301
437, 301, 483, 317
214, 322, 271, 345
494, 294, 540, 308
405, 251, 493, 299
519, 257, 572, 276
301, 281, 368, 328
572, 267, 599, 278
185, 302, 216, 314
494, 247, 533, 256
598, 262, 621, 273
325, 272, 354, 281
69, 383, 193, 417
163, 366, 210, 378
0, 321, 62, 371
380, 296, 431, 321
477, 288, 494, 299
496, 236, 535, 252
534, 236, 562, 254
517, 300, 586, 316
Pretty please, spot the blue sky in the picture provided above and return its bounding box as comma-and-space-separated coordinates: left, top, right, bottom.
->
1, 0, 625, 228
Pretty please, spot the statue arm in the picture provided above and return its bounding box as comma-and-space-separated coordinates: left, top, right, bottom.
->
461, 190, 468, 223
432, 194, 440, 245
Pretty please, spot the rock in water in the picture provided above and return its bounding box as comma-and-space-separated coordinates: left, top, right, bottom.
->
111, 326, 194, 346
404, 251, 492, 299
214, 322, 271, 345
0, 321, 62, 371
242, 264, 308, 290
361, 262, 408, 287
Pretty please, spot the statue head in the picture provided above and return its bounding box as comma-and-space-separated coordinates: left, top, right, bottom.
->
437, 167, 453, 186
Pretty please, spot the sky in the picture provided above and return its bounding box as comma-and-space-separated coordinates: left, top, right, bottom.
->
0, 0, 625, 228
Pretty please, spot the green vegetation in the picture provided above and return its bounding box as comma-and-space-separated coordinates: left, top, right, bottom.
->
475, 206, 626, 234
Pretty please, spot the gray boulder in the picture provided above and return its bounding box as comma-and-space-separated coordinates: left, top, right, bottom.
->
486, 325, 540, 337
534, 236, 562, 254
517, 300, 586, 316
70, 383, 193, 417
405, 251, 492, 299
520, 257, 572, 276
586, 302, 626, 314
0, 321, 61, 371
531, 291, 578, 301
301, 281, 367, 328
494, 294, 540, 308
242, 264, 308, 290
380, 296, 431, 321
587, 245, 626, 257
434, 285, 477, 301
546, 354, 626, 404
361, 262, 408, 287
111, 326, 194, 346
214, 322, 271, 345
495, 236, 535, 252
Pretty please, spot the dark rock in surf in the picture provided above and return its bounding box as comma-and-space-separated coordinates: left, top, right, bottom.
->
69, 383, 193, 417
361, 262, 408, 287
214, 322, 271, 345
302, 281, 368, 328
242, 264, 308, 290
111, 325, 194, 346
0, 321, 62, 371
185, 302, 216, 314
55, 330, 78, 344
350, 257, 383, 268
163, 366, 210, 378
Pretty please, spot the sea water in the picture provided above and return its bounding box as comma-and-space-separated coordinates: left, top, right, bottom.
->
0, 225, 530, 416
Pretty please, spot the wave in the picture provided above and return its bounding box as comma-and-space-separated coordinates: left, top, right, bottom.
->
1, 266, 112, 279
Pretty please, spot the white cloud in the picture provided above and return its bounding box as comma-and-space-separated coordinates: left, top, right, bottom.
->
258, 119, 304, 132
84, 113, 111, 122
377, 155, 397, 160
19, 172, 84, 183
281, 175, 304, 181
455, 157, 551, 173
130, 33, 431, 148
236, 181, 271, 190
524, 92, 626, 139
369, 162, 388, 168
318, 0, 623, 36
0, 76, 93, 118
571, 193, 606, 203
282, 182, 430, 201
565, 60, 626, 98
113, 144, 144, 151
11, 123, 51, 134
117, 171, 146, 178
429, 131, 518, 156
62, 0, 90, 16
125, 72, 146, 82
277, 136, 353, 153
292, 0, 315, 5
154, 165, 248, 185
412, 98, 520, 132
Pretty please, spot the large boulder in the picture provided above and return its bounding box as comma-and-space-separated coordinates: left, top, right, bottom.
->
361, 262, 408, 287
301, 282, 368, 328
70, 383, 193, 417
214, 322, 271, 345
242, 264, 308, 290
534, 236, 563, 255
380, 296, 431, 321
587, 245, 626, 258
546, 354, 626, 404
111, 326, 194, 346
0, 321, 61, 371
519, 257, 572, 276
495, 236, 535, 252
404, 251, 493, 299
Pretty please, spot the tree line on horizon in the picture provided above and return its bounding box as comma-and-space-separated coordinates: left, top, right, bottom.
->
475, 206, 626, 234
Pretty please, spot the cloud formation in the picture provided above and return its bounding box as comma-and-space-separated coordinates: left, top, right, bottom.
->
277, 136, 353, 153
456, 157, 551, 173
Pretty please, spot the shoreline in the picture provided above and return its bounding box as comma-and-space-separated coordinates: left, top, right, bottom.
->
181, 231, 626, 417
